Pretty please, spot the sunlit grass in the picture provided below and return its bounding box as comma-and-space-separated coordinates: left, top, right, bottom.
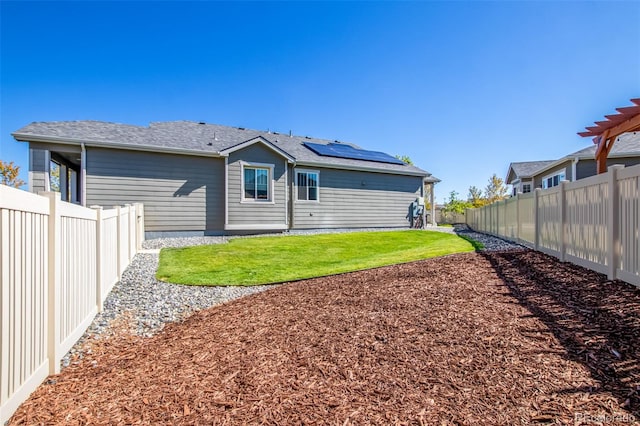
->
156, 230, 476, 286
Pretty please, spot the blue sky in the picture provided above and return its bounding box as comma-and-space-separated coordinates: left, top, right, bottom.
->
1, 1, 639, 203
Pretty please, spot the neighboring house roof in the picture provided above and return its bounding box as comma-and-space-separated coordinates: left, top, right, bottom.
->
506, 131, 640, 184
424, 175, 441, 184
13, 120, 431, 177
506, 160, 555, 183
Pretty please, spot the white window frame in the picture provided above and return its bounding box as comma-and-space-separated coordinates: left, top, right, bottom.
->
295, 169, 320, 202
541, 170, 566, 189
521, 182, 532, 193
240, 161, 275, 203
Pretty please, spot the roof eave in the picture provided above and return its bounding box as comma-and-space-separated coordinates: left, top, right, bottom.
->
573, 151, 640, 160
507, 169, 536, 183
12, 132, 223, 158
505, 165, 519, 184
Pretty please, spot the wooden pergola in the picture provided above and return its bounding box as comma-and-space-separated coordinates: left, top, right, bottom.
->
578, 98, 640, 174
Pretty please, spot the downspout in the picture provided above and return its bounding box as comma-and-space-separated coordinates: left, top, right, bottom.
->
430, 183, 435, 226
290, 163, 296, 229
81, 143, 87, 206
224, 157, 229, 229
571, 157, 579, 182
284, 160, 289, 229
28, 148, 34, 192
420, 179, 425, 226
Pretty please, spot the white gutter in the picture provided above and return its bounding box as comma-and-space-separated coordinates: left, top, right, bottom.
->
571, 157, 579, 182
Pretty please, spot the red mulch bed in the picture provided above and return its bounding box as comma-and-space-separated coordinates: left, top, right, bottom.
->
9, 251, 640, 425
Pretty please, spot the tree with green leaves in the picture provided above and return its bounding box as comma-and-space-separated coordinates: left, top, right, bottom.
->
442, 190, 472, 214
467, 185, 488, 208
484, 173, 508, 203
395, 155, 414, 165
0, 160, 25, 188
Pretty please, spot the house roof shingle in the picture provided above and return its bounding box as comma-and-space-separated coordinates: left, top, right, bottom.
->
509, 160, 556, 179
13, 120, 432, 177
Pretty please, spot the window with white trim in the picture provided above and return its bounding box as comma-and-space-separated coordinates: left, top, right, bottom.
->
522, 183, 532, 193
296, 170, 319, 201
542, 172, 566, 189
243, 166, 271, 201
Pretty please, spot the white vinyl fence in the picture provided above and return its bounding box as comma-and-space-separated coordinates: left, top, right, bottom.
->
0, 186, 144, 423
466, 164, 640, 287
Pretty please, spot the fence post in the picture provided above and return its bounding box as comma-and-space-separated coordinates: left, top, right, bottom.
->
491, 204, 494, 235
123, 205, 129, 263
559, 181, 567, 262
534, 188, 540, 251
484, 206, 488, 233
125, 204, 133, 262
92, 206, 103, 311
136, 203, 145, 250
129, 205, 136, 260
502, 200, 507, 238
1, 203, 10, 407
115, 205, 121, 279
42, 191, 61, 375
516, 194, 521, 243
607, 165, 624, 280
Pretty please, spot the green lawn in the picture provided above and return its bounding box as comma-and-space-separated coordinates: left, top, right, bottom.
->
156, 230, 477, 286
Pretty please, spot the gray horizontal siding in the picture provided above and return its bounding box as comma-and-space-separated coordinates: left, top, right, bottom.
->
30, 142, 80, 154
533, 162, 571, 189
227, 144, 288, 227
86, 148, 224, 232
30, 148, 48, 193
292, 168, 421, 229
576, 157, 640, 180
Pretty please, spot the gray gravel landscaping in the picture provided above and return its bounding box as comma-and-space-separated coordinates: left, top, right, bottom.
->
452, 224, 528, 252
62, 226, 523, 368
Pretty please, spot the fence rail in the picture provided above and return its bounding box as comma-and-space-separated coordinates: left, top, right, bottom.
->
466, 164, 640, 288
0, 186, 144, 423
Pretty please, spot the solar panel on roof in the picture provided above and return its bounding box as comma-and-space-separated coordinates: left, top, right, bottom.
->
303, 142, 405, 165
